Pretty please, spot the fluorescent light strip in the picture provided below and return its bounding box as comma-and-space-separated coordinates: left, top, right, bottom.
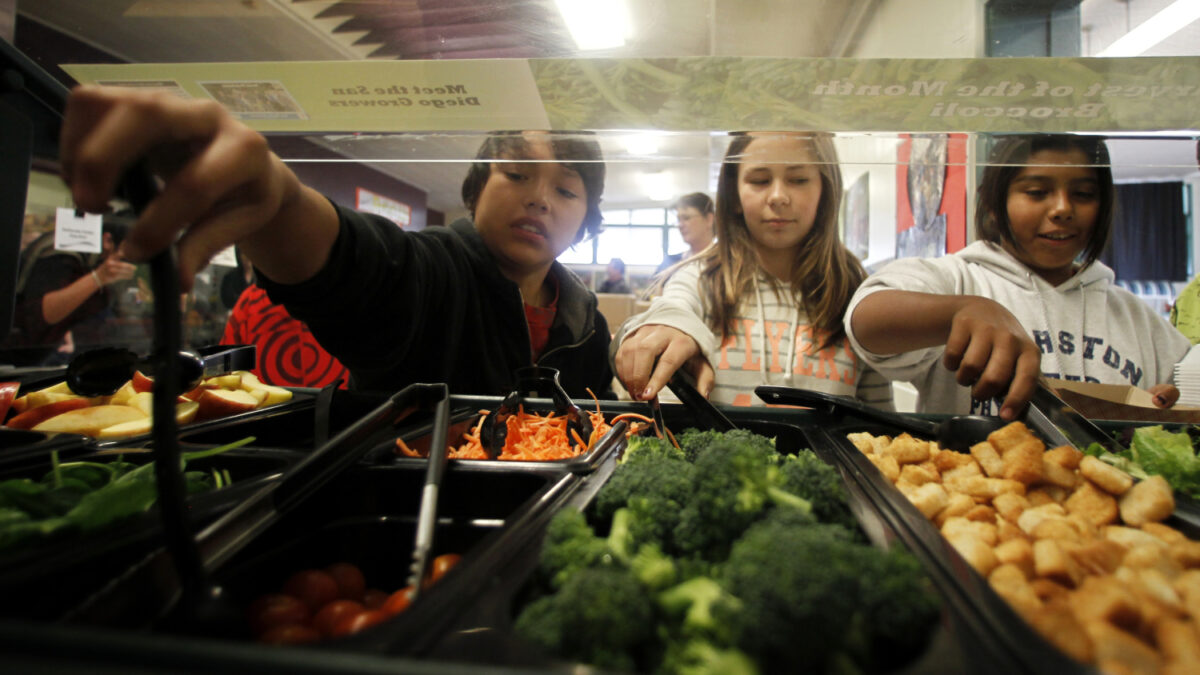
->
1097, 0, 1200, 57
555, 0, 630, 51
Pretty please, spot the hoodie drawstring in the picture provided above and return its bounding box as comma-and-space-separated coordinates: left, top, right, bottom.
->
754, 282, 800, 386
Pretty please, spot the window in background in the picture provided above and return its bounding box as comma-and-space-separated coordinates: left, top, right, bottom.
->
596, 225, 667, 266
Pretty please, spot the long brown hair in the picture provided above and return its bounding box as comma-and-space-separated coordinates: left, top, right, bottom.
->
697, 132, 865, 348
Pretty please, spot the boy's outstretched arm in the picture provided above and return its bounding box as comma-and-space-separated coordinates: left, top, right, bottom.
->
61, 85, 338, 290
851, 290, 1042, 420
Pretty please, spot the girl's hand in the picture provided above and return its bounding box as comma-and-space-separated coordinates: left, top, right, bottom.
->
615, 324, 713, 401
94, 254, 136, 286
61, 85, 330, 290
943, 298, 1043, 421
1148, 384, 1179, 409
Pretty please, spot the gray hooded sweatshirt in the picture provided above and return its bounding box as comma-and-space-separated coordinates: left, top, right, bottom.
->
844, 241, 1197, 415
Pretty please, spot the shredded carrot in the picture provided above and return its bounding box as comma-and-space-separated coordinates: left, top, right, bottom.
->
395, 437, 422, 457
611, 412, 654, 425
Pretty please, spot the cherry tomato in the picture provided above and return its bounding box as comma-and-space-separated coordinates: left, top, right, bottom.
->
258, 623, 321, 645
427, 553, 462, 584
331, 609, 387, 637
381, 587, 413, 616
362, 588, 388, 609
246, 594, 310, 636
283, 569, 340, 611
325, 562, 366, 600
312, 599, 365, 637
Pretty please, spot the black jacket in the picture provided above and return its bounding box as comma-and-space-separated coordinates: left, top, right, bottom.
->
260, 205, 612, 398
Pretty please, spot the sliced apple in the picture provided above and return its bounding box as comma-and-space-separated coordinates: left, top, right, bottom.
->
196, 388, 259, 420
127, 391, 154, 416
95, 400, 201, 439
239, 372, 293, 406
6, 398, 92, 430
34, 381, 74, 396
131, 370, 155, 394
109, 381, 138, 406
245, 388, 269, 405
0, 382, 20, 423
205, 373, 243, 390
32, 404, 147, 437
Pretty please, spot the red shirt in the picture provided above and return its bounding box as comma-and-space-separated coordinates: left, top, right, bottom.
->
221, 284, 350, 389
524, 279, 559, 361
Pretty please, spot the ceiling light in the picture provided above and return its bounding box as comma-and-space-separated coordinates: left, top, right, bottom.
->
1096, 0, 1200, 57
555, 0, 631, 51
622, 134, 660, 156
642, 170, 674, 202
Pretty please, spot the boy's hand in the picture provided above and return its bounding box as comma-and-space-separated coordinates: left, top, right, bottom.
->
943, 297, 1042, 421
616, 324, 713, 401
61, 85, 318, 290
1148, 384, 1179, 408
94, 254, 136, 286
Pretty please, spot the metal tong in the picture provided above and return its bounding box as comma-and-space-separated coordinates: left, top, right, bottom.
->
406, 384, 451, 600
479, 367, 593, 458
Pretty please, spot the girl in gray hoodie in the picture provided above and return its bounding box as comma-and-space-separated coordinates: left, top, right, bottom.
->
845, 134, 1195, 420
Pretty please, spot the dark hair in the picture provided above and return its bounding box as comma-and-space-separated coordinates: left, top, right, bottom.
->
608, 257, 625, 273
673, 192, 714, 215
702, 132, 864, 348
976, 134, 1114, 270
461, 131, 605, 242
103, 209, 135, 248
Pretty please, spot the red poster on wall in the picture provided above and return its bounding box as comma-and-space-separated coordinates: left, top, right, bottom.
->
895, 133, 967, 258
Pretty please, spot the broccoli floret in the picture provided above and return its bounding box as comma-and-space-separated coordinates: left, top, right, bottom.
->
622, 433, 687, 464
677, 428, 776, 464
630, 542, 678, 591
536, 508, 613, 589
593, 449, 694, 556
720, 519, 869, 673
513, 566, 655, 672
674, 437, 811, 561
659, 640, 759, 675
656, 576, 742, 642
777, 451, 860, 534
847, 546, 942, 671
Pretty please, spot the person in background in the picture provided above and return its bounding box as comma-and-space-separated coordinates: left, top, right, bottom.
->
598, 257, 632, 294
1, 213, 136, 365
221, 280, 350, 389
59, 86, 613, 398
655, 191, 715, 275
614, 132, 893, 409
846, 134, 1194, 420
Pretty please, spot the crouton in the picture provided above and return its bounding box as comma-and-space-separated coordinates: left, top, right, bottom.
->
997, 517, 1026, 543
899, 462, 940, 487
1017, 502, 1068, 535
882, 434, 930, 464
1001, 438, 1046, 485
943, 516, 999, 547
1169, 540, 1200, 570
1030, 578, 1072, 604
1106, 525, 1170, 551
1143, 522, 1188, 546
1175, 570, 1200, 619
1067, 575, 1142, 631
956, 475, 1026, 500
969, 440, 1005, 477
1034, 538, 1084, 588
1083, 620, 1162, 675
909, 481, 949, 520
1124, 543, 1185, 580
941, 461, 983, 483
989, 563, 1042, 618
965, 504, 998, 523
846, 431, 878, 454
993, 491, 1031, 523
1026, 488, 1059, 507
994, 537, 1035, 579
1032, 518, 1083, 543
865, 452, 901, 482
1065, 539, 1128, 576
988, 421, 1037, 453
933, 491, 976, 528
1155, 619, 1200, 666
1118, 476, 1175, 527
948, 534, 998, 576
932, 450, 976, 473
1045, 444, 1084, 470
1079, 456, 1134, 496
1064, 480, 1120, 527
1028, 599, 1093, 664
1039, 458, 1079, 490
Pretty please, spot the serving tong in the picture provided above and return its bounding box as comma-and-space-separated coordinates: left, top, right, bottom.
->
66, 344, 256, 397
479, 366, 593, 458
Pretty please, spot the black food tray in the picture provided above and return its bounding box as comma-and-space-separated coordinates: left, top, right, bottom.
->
411, 416, 1020, 675
0, 445, 302, 621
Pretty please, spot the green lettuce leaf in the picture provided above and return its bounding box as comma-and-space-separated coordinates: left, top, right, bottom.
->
1129, 426, 1200, 499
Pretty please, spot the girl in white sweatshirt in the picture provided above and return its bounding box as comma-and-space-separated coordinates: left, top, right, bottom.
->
613, 132, 893, 408
845, 134, 1194, 420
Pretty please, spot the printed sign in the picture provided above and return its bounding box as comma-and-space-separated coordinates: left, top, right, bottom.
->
356, 187, 411, 228
53, 208, 102, 254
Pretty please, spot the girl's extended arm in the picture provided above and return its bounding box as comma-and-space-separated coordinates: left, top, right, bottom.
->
851, 289, 1042, 420
61, 86, 338, 290
615, 324, 714, 401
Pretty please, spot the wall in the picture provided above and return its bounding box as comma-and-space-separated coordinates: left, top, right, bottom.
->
269, 137, 430, 231
850, 0, 985, 59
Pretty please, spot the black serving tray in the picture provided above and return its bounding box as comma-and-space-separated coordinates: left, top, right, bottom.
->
0, 444, 302, 622
409, 415, 1023, 675
813, 419, 1125, 675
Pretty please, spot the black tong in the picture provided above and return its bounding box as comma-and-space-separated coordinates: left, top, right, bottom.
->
479, 367, 592, 458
